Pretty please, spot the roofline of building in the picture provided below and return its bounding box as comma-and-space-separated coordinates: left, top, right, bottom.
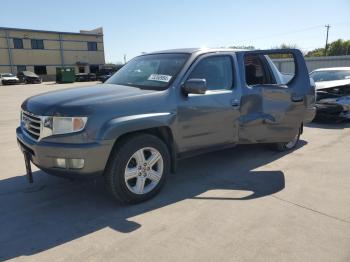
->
0, 27, 103, 36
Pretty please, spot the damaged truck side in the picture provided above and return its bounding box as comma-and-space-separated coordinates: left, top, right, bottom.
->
17, 48, 316, 204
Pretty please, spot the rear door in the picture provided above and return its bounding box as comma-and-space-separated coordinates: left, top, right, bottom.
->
237, 49, 309, 143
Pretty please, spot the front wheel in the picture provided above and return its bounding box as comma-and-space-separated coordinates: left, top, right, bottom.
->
104, 134, 170, 204
271, 127, 301, 152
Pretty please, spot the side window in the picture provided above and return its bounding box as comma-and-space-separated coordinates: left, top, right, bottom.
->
34, 66, 47, 75
189, 56, 233, 90
87, 42, 98, 51
13, 38, 23, 49
245, 55, 275, 86
31, 39, 44, 49
17, 65, 26, 73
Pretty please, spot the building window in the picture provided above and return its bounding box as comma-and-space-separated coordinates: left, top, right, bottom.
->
31, 39, 44, 49
89, 65, 99, 73
13, 38, 23, 49
17, 65, 27, 73
79, 66, 85, 73
34, 66, 47, 75
87, 42, 97, 51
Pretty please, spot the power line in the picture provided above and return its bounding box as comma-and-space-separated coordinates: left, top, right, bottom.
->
235, 21, 350, 43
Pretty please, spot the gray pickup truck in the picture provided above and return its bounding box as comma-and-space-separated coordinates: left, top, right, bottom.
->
17, 48, 316, 204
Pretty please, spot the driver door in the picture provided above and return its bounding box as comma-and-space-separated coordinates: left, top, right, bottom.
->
177, 54, 240, 153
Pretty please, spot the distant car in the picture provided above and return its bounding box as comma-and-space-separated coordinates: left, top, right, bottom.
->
0, 73, 19, 85
97, 73, 112, 83
17, 71, 42, 84
75, 73, 97, 82
310, 67, 350, 121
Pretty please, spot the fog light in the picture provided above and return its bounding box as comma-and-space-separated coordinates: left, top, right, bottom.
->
68, 159, 84, 169
54, 158, 67, 168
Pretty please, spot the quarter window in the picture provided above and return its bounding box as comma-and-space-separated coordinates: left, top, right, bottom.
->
87, 42, 97, 51
188, 56, 233, 90
31, 39, 44, 49
13, 38, 23, 49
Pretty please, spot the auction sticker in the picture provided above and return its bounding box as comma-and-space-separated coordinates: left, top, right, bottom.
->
148, 74, 172, 82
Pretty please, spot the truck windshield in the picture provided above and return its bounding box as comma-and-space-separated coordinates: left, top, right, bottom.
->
106, 53, 189, 90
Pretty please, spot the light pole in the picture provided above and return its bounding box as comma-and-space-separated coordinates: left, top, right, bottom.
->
324, 24, 331, 56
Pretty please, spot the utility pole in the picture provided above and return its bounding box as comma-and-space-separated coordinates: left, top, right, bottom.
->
324, 24, 331, 56
123, 54, 127, 64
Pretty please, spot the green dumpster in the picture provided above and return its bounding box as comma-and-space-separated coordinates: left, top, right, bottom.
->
56, 67, 75, 83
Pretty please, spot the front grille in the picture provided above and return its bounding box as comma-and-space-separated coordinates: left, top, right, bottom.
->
22, 110, 41, 140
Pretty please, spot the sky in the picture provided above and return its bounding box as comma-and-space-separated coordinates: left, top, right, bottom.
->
0, 0, 349, 63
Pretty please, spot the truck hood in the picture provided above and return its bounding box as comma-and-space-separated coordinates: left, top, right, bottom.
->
22, 84, 163, 116
315, 79, 350, 90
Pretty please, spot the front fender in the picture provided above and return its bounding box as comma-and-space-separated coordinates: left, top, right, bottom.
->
98, 112, 176, 140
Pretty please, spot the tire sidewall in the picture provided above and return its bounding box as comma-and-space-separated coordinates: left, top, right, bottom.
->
277, 127, 301, 151
107, 134, 170, 204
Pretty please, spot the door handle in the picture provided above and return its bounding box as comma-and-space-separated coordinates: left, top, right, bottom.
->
231, 99, 240, 107
291, 96, 304, 103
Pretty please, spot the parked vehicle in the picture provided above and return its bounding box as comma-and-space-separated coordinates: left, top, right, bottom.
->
17, 48, 315, 204
97, 73, 113, 83
17, 71, 42, 84
75, 73, 97, 82
0, 73, 19, 85
310, 67, 350, 121
96, 68, 119, 83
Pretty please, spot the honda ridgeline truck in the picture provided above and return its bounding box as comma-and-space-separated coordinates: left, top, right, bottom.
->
17, 48, 316, 204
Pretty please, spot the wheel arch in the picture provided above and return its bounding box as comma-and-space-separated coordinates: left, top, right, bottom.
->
101, 113, 178, 174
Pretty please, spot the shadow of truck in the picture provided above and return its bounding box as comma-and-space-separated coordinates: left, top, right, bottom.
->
0, 142, 306, 260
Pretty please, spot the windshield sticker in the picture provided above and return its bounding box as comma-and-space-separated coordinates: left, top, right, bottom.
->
148, 74, 172, 82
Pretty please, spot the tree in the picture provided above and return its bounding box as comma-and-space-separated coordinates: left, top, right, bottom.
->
271, 43, 299, 50
305, 48, 324, 57
268, 43, 299, 58
328, 39, 350, 56
306, 39, 350, 57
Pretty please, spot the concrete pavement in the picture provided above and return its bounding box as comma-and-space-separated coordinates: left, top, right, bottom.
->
0, 82, 349, 262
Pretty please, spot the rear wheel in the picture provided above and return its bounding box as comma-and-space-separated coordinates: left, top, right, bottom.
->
271, 127, 301, 152
104, 134, 170, 204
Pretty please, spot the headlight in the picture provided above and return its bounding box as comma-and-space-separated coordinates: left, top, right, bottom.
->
42, 116, 87, 137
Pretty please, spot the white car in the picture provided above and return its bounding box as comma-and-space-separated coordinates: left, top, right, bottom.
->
0, 73, 20, 85
310, 67, 350, 120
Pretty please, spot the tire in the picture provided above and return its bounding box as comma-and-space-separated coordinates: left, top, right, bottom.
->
270, 126, 301, 152
104, 133, 170, 204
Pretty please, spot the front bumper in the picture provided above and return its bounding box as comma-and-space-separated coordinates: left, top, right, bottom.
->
315, 103, 350, 120
2, 79, 19, 85
16, 127, 114, 179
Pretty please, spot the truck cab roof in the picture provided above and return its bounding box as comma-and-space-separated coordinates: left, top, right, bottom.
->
146, 47, 249, 55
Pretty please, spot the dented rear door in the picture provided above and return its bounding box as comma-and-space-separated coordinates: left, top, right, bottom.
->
237, 49, 309, 143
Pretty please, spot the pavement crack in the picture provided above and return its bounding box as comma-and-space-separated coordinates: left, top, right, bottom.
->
271, 195, 350, 224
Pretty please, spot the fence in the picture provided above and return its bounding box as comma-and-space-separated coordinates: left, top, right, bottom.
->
272, 55, 350, 73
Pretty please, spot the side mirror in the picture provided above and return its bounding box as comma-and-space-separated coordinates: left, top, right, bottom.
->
182, 78, 207, 95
